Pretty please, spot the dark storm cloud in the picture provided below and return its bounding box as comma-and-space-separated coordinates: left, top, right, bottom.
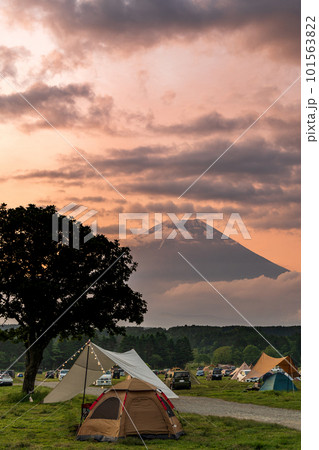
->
5, 0, 300, 60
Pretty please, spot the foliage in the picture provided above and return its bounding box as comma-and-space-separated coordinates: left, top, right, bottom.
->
243, 345, 261, 364
0, 324, 301, 375
119, 331, 193, 368
212, 346, 232, 364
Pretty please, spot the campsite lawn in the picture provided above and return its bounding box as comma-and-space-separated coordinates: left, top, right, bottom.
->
0, 386, 300, 449
159, 375, 301, 411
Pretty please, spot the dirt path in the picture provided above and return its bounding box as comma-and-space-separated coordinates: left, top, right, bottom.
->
36, 382, 300, 430
173, 396, 301, 430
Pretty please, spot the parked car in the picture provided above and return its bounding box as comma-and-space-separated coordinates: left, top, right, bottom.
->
1, 370, 15, 378
196, 369, 205, 376
207, 368, 222, 380
237, 369, 259, 382
58, 369, 69, 381
222, 369, 232, 377
272, 367, 284, 374
244, 376, 260, 383
119, 369, 125, 377
165, 370, 191, 390
17, 373, 24, 378
0, 374, 13, 386
45, 370, 55, 379
95, 371, 112, 386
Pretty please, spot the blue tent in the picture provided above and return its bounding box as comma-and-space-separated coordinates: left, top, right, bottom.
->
260, 372, 297, 392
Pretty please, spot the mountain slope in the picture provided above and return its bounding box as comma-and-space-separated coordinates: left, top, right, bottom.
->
129, 219, 288, 290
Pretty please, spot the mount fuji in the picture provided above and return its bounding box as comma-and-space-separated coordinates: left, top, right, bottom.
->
129, 219, 288, 292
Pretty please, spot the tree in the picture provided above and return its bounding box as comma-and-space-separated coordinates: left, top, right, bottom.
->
149, 354, 163, 369
212, 346, 232, 364
174, 337, 193, 367
194, 353, 210, 365
0, 204, 147, 392
263, 345, 280, 358
243, 345, 261, 364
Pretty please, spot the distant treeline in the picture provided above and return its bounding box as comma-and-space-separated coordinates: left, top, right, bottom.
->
0, 325, 300, 371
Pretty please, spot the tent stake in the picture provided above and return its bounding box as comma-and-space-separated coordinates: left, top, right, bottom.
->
80, 343, 90, 425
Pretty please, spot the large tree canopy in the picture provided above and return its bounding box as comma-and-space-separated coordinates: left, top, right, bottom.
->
0, 204, 147, 392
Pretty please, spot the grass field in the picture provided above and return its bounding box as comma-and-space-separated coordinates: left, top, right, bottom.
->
158, 375, 301, 410
16, 372, 301, 411
0, 386, 300, 449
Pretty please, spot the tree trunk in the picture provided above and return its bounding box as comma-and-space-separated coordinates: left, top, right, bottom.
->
22, 343, 45, 393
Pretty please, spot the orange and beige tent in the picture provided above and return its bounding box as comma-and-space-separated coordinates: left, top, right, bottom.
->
77, 378, 184, 442
242, 353, 299, 381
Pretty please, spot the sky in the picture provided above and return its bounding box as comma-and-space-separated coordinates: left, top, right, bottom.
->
0, 0, 301, 327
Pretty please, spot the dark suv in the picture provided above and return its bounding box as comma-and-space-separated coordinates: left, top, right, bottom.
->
207, 368, 222, 380
165, 370, 191, 390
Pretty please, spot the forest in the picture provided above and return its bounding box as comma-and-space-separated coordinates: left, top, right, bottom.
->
0, 325, 300, 371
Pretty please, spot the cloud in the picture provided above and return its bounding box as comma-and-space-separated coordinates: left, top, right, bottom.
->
161, 90, 176, 105
145, 271, 301, 326
11, 133, 300, 228
0, 45, 30, 77
147, 111, 255, 136
0, 81, 94, 129
35, 49, 89, 78
3, 0, 300, 61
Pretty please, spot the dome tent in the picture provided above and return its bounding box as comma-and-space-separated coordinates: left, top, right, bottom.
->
77, 378, 184, 442
260, 372, 298, 392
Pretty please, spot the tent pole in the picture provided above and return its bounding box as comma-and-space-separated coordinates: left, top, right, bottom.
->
80, 342, 90, 425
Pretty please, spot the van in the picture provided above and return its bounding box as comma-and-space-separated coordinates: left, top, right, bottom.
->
165, 370, 191, 390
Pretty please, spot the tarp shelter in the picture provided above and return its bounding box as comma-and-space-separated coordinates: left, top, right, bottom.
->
260, 373, 298, 392
231, 362, 250, 380
242, 352, 299, 381
43, 342, 177, 403
77, 378, 184, 442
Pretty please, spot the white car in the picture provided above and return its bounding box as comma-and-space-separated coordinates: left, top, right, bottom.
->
237, 369, 259, 382
272, 368, 284, 374
58, 369, 69, 381
0, 374, 13, 386
95, 372, 112, 386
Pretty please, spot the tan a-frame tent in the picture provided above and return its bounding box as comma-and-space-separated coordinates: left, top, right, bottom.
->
77, 378, 184, 442
231, 362, 250, 380
43, 342, 177, 403
242, 352, 300, 381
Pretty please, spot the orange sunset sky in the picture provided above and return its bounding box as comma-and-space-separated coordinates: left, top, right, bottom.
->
0, 1, 300, 326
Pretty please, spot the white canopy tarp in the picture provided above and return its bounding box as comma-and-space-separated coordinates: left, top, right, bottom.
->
43, 342, 177, 403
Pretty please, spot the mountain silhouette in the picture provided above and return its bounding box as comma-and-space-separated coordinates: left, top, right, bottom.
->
129, 219, 288, 291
